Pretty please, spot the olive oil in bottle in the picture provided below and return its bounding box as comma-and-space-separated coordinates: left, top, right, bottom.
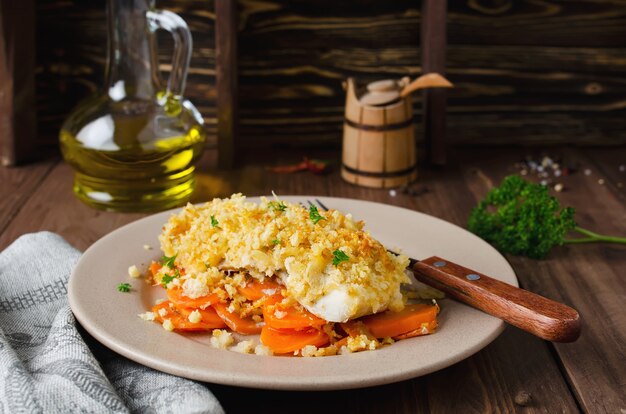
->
60, 0, 207, 212
60, 100, 206, 212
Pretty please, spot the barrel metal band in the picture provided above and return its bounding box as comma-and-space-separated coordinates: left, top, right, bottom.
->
344, 117, 414, 132
342, 163, 417, 178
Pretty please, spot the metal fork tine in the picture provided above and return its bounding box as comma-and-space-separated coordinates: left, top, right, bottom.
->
315, 199, 329, 211
306, 200, 315, 208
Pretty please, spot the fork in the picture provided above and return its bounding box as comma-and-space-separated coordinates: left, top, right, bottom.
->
305, 199, 581, 343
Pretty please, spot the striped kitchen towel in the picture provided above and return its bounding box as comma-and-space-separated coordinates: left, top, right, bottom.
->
0, 232, 223, 414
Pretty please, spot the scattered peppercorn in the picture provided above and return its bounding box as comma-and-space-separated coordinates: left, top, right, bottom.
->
514, 391, 532, 407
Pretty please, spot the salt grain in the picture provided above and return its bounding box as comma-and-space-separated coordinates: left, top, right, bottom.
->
584, 169, 592, 176
598, 178, 605, 185
389, 189, 397, 197
554, 183, 564, 192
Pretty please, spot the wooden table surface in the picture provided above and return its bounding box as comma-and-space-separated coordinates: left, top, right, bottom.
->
1, 146, 624, 413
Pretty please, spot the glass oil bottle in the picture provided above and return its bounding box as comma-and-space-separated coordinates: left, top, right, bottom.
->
60, 0, 206, 212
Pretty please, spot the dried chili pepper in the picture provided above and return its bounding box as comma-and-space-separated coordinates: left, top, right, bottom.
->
268, 158, 329, 174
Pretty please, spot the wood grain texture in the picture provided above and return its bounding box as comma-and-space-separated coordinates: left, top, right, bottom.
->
34, 0, 217, 147
31, 0, 626, 152
0, 0, 37, 166
215, 0, 238, 168
447, 0, 626, 47
413, 256, 581, 342
421, 0, 448, 165
0, 145, 589, 413
0, 158, 57, 236
456, 146, 626, 413
585, 147, 626, 203
425, 326, 579, 413
0, 162, 144, 251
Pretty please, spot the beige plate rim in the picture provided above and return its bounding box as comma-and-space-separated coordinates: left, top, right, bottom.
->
68, 196, 517, 391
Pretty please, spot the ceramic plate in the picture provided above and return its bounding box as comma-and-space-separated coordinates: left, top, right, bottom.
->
68, 196, 517, 390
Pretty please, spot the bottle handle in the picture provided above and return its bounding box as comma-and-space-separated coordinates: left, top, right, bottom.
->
146, 9, 192, 100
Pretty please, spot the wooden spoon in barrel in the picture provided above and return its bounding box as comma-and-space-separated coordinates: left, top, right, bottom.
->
360, 73, 453, 106
410, 256, 581, 342
399, 73, 453, 97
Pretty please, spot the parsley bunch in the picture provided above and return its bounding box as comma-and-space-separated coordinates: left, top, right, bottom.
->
468, 175, 626, 259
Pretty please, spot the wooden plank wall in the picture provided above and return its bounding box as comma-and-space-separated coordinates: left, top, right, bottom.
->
34, 0, 626, 151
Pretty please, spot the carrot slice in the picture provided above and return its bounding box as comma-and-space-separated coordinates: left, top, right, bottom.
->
340, 320, 375, 339
261, 293, 284, 307
152, 301, 174, 321
260, 326, 329, 354
167, 287, 220, 309
333, 337, 349, 349
175, 307, 227, 331
152, 301, 226, 331
359, 303, 439, 338
149, 261, 162, 276
263, 303, 325, 331
238, 277, 282, 301
392, 319, 438, 340
212, 302, 263, 335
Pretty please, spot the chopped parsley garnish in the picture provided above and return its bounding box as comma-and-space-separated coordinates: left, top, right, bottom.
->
162, 254, 177, 268
268, 201, 287, 212
117, 282, 131, 293
272, 238, 281, 245
309, 205, 326, 224
161, 274, 176, 287
332, 249, 350, 266
211, 215, 219, 228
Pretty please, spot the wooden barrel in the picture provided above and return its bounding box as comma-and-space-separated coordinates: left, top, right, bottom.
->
341, 78, 417, 188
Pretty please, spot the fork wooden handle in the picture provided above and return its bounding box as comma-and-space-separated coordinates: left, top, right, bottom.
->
412, 256, 581, 342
